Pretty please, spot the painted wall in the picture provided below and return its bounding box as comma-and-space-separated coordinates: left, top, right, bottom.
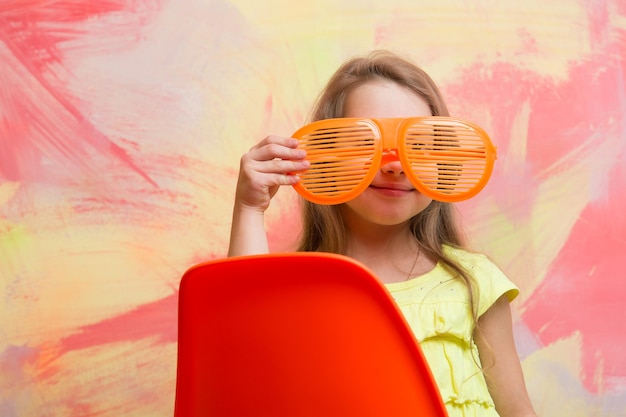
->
1, 1, 625, 416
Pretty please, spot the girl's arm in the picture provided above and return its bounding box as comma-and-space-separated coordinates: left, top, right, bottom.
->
475, 295, 538, 417
227, 135, 308, 257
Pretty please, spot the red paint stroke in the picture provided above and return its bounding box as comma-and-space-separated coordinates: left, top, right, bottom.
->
0, 0, 160, 185
58, 292, 178, 355
55, 256, 222, 357
446, 20, 626, 392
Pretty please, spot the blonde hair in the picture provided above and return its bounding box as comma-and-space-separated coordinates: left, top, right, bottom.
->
296, 50, 480, 326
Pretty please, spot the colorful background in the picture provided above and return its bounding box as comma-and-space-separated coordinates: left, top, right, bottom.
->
1, 1, 625, 416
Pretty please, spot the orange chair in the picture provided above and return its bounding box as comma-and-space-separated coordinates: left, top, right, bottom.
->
174, 252, 448, 417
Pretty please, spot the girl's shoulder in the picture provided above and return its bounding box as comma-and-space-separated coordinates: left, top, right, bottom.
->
442, 244, 519, 314
442, 244, 492, 269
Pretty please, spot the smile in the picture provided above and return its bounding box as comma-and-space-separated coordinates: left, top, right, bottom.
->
369, 184, 414, 196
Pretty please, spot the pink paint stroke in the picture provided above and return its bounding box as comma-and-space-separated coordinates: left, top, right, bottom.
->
523, 160, 626, 393
0, 0, 159, 185
522, 42, 626, 392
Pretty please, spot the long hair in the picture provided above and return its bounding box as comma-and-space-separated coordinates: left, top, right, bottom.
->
296, 50, 480, 327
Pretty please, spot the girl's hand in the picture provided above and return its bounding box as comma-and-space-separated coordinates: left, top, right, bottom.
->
234, 135, 309, 212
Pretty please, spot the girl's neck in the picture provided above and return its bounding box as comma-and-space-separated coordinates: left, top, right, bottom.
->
346, 225, 414, 256
343, 223, 435, 284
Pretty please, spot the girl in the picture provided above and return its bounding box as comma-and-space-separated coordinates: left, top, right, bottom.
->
228, 50, 537, 417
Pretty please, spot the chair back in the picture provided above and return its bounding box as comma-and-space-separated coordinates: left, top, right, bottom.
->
174, 252, 448, 417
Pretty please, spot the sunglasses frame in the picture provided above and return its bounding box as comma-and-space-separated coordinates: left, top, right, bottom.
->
291, 117, 497, 205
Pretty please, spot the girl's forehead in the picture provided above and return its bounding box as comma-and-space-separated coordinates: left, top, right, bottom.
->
343, 80, 432, 119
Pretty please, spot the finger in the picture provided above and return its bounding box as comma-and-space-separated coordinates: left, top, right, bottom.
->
239, 152, 308, 181
249, 137, 306, 162
241, 149, 309, 177
255, 135, 300, 149
272, 172, 302, 186
265, 158, 309, 175
253, 144, 306, 163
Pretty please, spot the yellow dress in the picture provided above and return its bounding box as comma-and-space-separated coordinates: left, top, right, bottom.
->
385, 246, 519, 417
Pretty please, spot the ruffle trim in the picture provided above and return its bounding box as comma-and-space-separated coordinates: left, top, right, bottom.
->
447, 394, 495, 408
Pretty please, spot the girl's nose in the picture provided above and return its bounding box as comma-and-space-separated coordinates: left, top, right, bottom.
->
380, 150, 404, 175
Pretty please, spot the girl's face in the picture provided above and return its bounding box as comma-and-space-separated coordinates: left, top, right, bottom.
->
339, 79, 434, 228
